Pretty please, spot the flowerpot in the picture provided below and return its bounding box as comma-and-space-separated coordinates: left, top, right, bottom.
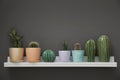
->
72, 50, 84, 62
9, 48, 24, 62
26, 48, 41, 62
59, 50, 71, 62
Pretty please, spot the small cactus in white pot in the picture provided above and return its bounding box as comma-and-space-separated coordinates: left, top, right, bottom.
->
59, 41, 71, 62
9, 27, 24, 62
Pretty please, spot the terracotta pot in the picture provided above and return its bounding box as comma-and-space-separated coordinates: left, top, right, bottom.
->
9, 48, 24, 62
26, 48, 41, 62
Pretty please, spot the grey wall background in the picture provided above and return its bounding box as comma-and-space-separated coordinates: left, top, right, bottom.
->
0, 0, 120, 80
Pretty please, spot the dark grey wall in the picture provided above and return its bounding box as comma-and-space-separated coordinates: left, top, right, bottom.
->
0, 0, 120, 80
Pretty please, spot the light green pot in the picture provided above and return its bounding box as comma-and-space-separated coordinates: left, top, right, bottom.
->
72, 50, 84, 62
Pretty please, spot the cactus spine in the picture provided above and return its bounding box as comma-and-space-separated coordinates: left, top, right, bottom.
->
98, 35, 110, 62
74, 43, 81, 50
85, 39, 96, 62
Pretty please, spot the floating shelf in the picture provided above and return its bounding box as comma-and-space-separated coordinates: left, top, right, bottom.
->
4, 56, 117, 67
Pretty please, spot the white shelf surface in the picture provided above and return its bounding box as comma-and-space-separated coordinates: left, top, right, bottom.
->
4, 56, 117, 67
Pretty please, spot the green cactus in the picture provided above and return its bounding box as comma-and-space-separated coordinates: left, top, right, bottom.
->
98, 35, 110, 62
74, 43, 81, 50
42, 49, 56, 62
9, 27, 23, 48
63, 41, 68, 50
85, 39, 96, 62
29, 41, 39, 48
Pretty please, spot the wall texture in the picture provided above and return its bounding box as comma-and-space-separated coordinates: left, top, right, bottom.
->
0, 0, 120, 80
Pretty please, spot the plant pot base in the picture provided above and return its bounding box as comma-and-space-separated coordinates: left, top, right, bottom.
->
26, 59, 40, 62
10, 59, 24, 63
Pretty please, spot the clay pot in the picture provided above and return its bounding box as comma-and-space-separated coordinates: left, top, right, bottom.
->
26, 48, 41, 62
9, 48, 24, 62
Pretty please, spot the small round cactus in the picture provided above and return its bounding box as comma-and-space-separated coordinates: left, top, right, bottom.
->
42, 49, 56, 62
74, 43, 81, 50
29, 41, 39, 48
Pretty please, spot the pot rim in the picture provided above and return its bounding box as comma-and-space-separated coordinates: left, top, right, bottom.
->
72, 50, 84, 51
9, 47, 24, 49
26, 47, 41, 49
59, 50, 71, 52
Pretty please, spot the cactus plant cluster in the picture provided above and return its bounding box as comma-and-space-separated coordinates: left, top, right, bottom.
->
9, 28, 23, 48
8, 28, 111, 63
85, 35, 110, 62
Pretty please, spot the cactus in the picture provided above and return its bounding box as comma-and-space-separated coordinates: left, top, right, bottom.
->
85, 39, 96, 62
9, 27, 23, 48
98, 35, 110, 62
74, 43, 81, 50
63, 41, 68, 50
29, 41, 39, 48
42, 49, 56, 62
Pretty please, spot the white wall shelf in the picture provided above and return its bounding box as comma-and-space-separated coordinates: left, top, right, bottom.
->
4, 56, 117, 67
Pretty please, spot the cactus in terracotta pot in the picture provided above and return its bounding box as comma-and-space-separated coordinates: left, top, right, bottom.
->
9, 27, 24, 62
85, 39, 96, 62
26, 41, 41, 62
72, 42, 84, 62
98, 35, 110, 62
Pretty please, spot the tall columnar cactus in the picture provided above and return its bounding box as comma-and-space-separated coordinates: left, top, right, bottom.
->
98, 35, 110, 62
85, 39, 96, 62
74, 43, 81, 50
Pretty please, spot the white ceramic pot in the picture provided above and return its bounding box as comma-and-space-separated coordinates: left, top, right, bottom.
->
9, 48, 24, 62
59, 50, 71, 62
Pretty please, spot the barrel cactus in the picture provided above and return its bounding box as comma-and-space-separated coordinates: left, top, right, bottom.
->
29, 41, 39, 48
74, 43, 81, 50
85, 39, 96, 62
98, 35, 110, 62
42, 49, 56, 62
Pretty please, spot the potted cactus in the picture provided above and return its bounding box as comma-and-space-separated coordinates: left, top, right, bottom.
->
26, 41, 41, 62
59, 41, 71, 62
72, 43, 84, 62
9, 27, 24, 62
98, 35, 110, 62
85, 39, 96, 62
